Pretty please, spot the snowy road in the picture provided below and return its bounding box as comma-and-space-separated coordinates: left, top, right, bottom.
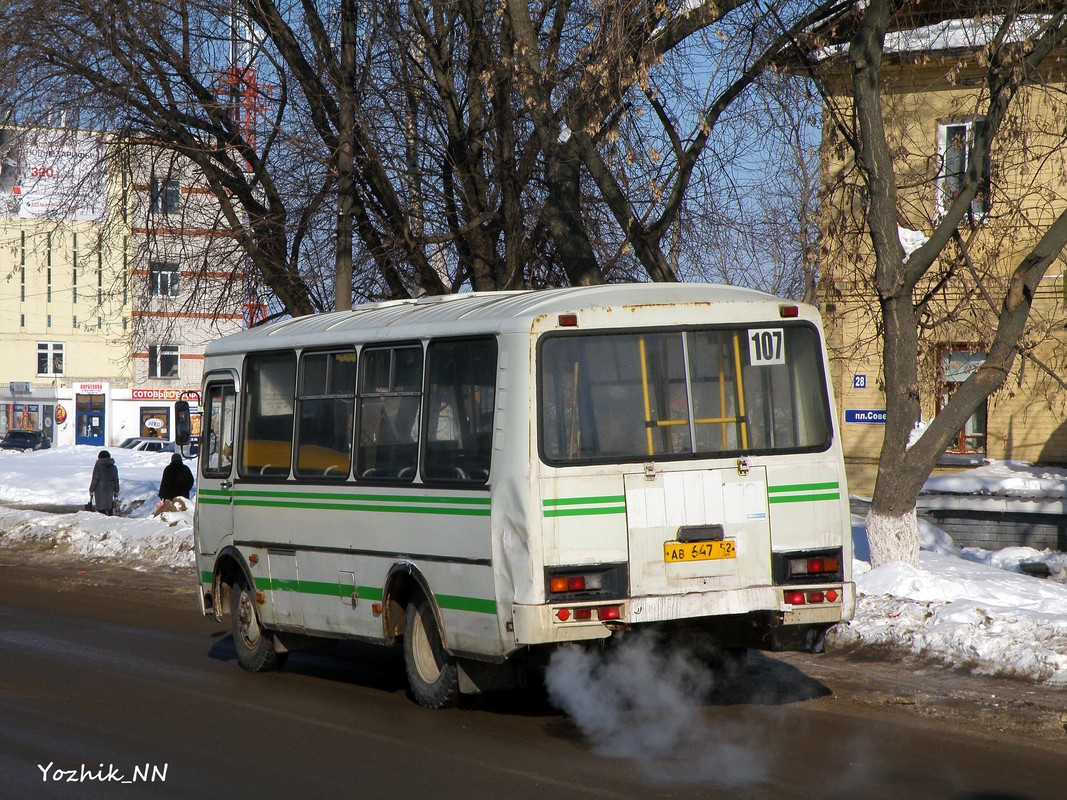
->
0, 559, 1065, 799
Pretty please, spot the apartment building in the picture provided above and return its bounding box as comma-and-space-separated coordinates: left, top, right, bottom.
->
0, 128, 246, 447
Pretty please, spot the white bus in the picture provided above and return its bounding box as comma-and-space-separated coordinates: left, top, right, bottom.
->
182, 283, 854, 707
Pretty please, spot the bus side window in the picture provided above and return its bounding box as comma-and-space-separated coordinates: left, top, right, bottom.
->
423, 338, 496, 484
357, 346, 422, 481
296, 350, 356, 478
240, 352, 297, 477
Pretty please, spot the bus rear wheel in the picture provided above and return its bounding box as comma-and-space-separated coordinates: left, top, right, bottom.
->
404, 596, 459, 708
231, 578, 284, 672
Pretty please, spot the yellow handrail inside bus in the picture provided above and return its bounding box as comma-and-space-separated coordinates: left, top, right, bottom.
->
639, 337, 654, 456
732, 332, 748, 450
638, 333, 750, 454
719, 358, 728, 449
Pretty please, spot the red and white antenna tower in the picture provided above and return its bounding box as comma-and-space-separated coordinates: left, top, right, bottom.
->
217, 2, 268, 163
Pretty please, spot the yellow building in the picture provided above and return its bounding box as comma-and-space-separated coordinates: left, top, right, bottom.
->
0, 129, 246, 447
812, 10, 1067, 496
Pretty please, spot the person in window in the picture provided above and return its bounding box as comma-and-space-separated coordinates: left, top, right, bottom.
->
158, 453, 194, 501
89, 450, 120, 516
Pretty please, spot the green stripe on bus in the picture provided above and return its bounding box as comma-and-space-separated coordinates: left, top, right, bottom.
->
767, 482, 840, 494
237, 490, 489, 505
252, 577, 491, 614
542, 495, 626, 517
233, 497, 491, 516
198, 488, 489, 515
198, 496, 231, 505
768, 491, 841, 504
206, 571, 494, 614
436, 594, 497, 614
543, 495, 625, 507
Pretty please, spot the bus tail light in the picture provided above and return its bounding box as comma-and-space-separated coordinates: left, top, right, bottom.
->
549, 573, 603, 594
784, 589, 841, 606
545, 564, 626, 600
773, 549, 844, 584
788, 555, 841, 577
597, 605, 621, 621
554, 604, 624, 623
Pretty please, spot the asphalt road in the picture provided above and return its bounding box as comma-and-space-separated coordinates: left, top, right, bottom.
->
1, 555, 1065, 800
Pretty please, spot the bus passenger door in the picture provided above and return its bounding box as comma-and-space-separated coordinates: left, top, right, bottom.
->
195, 381, 237, 558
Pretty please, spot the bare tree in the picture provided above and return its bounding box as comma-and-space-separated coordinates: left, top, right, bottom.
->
809, 1, 1067, 566
0, 0, 846, 315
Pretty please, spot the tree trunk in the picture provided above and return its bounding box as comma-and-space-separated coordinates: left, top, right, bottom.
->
865, 507, 919, 567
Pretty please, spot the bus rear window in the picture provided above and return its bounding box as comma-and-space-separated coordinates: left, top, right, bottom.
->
539, 325, 831, 464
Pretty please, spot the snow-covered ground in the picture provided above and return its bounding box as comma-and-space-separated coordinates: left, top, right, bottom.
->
1, 447, 1066, 683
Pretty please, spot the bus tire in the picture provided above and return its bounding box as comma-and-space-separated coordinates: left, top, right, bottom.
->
403, 596, 459, 708
231, 577, 282, 672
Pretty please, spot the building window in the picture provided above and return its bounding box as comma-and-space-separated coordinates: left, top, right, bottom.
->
151, 178, 180, 214
937, 346, 986, 455
149, 262, 180, 297
937, 118, 990, 220
37, 342, 64, 376
148, 345, 180, 379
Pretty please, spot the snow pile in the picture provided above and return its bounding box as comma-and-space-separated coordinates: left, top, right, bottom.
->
1, 448, 1066, 683
837, 550, 1067, 684
0, 445, 195, 569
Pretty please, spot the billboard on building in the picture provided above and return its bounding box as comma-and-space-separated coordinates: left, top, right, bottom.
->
0, 128, 106, 221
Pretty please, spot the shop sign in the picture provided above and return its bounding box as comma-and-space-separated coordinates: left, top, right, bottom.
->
8, 382, 31, 394
132, 388, 200, 403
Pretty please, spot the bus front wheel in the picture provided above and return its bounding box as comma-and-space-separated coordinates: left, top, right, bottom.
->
404, 596, 459, 708
231, 578, 284, 672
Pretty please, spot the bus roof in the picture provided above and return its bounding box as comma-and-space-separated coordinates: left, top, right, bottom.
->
206, 283, 812, 355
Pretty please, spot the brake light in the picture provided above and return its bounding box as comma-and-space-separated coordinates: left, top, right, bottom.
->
779, 304, 799, 318
558, 313, 579, 327
555, 605, 622, 623
784, 591, 806, 605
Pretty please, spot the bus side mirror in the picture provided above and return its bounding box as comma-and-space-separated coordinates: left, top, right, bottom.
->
174, 400, 191, 445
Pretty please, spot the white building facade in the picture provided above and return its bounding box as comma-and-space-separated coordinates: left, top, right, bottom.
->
0, 129, 247, 447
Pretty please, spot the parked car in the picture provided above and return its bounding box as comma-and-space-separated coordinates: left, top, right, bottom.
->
0, 429, 51, 451
118, 437, 178, 453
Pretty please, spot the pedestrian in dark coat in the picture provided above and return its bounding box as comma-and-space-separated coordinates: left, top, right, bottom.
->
158, 453, 195, 501
89, 450, 120, 516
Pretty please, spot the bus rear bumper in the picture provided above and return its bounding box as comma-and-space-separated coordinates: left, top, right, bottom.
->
511, 582, 855, 647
